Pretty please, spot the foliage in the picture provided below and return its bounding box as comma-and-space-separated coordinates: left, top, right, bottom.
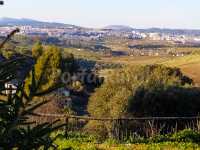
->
32, 41, 43, 59
0, 43, 16, 58
130, 86, 200, 117
25, 45, 62, 96
50, 130, 200, 150
132, 142, 200, 150
62, 51, 78, 73
88, 65, 194, 119
1, 50, 16, 59
63, 48, 101, 61
0, 57, 63, 149
87, 65, 200, 138
104, 138, 120, 146
170, 129, 200, 143
51, 131, 99, 150
128, 129, 200, 144
84, 120, 108, 141
2, 42, 16, 51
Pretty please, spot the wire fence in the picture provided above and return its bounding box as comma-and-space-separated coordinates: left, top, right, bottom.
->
30, 113, 200, 140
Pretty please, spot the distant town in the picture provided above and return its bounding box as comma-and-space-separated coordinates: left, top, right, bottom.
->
1, 18, 200, 59
1, 18, 200, 44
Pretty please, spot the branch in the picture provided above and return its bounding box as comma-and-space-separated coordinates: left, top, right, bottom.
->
0, 28, 20, 49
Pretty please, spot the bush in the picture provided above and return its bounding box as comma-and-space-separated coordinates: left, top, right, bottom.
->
50, 130, 200, 149
0, 57, 63, 149
170, 129, 200, 143
51, 131, 99, 150
25, 45, 62, 95
150, 129, 200, 143
130, 86, 200, 117
84, 121, 108, 141
88, 65, 194, 119
87, 65, 200, 137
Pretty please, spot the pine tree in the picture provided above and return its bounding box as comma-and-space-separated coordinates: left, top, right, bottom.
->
0, 30, 64, 149
0, 57, 64, 149
25, 45, 62, 96
32, 42, 43, 59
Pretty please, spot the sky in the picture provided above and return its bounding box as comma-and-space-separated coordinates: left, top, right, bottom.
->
1, 0, 200, 29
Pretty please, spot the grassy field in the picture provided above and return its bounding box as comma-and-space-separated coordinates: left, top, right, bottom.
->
51, 130, 200, 150
181, 63, 200, 86
58, 43, 200, 86
98, 143, 200, 150
161, 54, 200, 86
99, 54, 200, 85
63, 48, 101, 60
53, 142, 200, 150
100, 56, 172, 65
104, 39, 173, 52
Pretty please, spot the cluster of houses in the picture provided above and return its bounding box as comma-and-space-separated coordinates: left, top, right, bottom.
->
128, 48, 191, 57
1, 25, 200, 46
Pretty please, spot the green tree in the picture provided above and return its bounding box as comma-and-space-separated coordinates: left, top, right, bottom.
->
87, 65, 200, 138
0, 30, 63, 149
0, 43, 16, 59
62, 52, 77, 73
25, 45, 62, 96
88, 65, 195, 118
32, 42, 43, 59
3, 43, 16, 51
0, 57, 63, 149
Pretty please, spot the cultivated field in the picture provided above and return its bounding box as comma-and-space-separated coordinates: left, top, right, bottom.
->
99, 54, 200, 85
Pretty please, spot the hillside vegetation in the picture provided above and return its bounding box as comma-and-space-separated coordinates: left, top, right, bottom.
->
161, 54, 200, 85
101, 54, 200, 85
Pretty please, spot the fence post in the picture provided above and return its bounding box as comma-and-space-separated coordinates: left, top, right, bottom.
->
148, 119, 155, 137
197, 118, 200, 132
65, 117, 69, 137
116, 119, 120, 141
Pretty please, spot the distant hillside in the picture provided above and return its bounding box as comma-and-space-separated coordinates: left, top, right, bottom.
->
103, 25, 133, 31
0, 17, 80, 29
1, 18, 200, 36
136, 28, 200, 36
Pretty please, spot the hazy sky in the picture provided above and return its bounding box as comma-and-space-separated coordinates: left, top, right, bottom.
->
1, 0, 200, 29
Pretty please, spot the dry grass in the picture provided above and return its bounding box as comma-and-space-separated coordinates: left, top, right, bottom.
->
63, 48, 101, 60
180, 63, 200, 86
100, 56, 172, 65
161, 54, 200, 85
99, 54, 200, 86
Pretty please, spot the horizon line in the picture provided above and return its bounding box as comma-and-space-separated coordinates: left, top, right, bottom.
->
1, 17, 200, 30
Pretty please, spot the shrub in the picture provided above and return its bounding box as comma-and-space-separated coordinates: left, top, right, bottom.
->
170, 129, 200, 143
87, 65, 200, 137
32, 41, 43, 59
130, 86, 200, 117
51, 131, 99, 150
25, 45, 62, 96
88, 65, 194, 119
84, 121, 108, 141
149, 129, 200, 143
0, 58, 63, 149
